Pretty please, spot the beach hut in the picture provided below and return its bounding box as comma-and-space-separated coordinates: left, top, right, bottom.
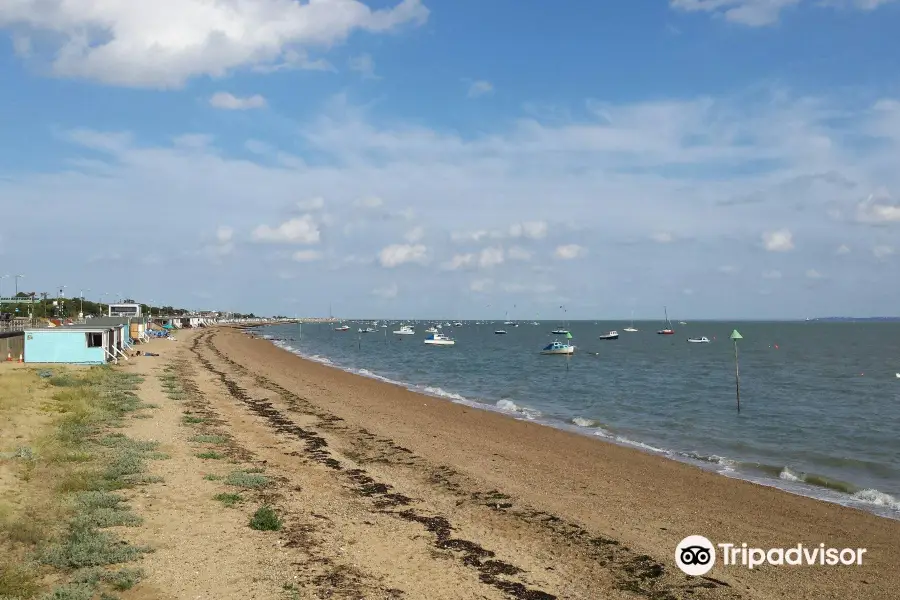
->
23, 326, 118, 364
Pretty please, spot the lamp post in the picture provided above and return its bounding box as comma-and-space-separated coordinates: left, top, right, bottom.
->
14, 274, 24, 297
99, 292, 107, 317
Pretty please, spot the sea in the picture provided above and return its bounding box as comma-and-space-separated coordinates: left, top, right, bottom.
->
253, 320, 900, 520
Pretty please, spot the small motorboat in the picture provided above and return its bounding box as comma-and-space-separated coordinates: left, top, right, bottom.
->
494, 329, 507, 335
453, 322, 463, 327
551, 328, 569, 335
541, 341, 575, 355
424, 326, 439, 334
334, 324, 350, 332
424, 333, 455, 346
393, 325, 415, 335
358, 327, 376, 333
599, 331, 619, 340
687, 336, 710, 343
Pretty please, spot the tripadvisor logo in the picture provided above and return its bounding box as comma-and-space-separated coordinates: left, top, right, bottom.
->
675, 536, 867, 574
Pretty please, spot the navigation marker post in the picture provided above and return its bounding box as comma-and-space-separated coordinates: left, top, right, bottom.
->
730, 329, 743, 413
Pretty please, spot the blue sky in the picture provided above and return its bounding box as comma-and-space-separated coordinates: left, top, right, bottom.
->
1, 0, 899, 320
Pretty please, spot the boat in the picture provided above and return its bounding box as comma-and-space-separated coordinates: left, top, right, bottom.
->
540, 341, 575, 355
551, 328, 569, 335
334, 324, 350, 332
623, 310, 638, 332
599, 331, 619, 340
358, 327, 376, 333
453, 322, 463, 327
494, 329, 507, 335
657, 307, 675, 335
393, 325, 415, 335
424, 326, 438, 334
687, 336, 710, 343
424, 332, 455, 346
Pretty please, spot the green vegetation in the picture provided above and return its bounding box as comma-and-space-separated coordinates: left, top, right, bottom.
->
249, 506, 282, 531
213, 493, 243, 508
225, 470, 269, 489
203, 473, 223, 481
196, 451, 225, 460
0, 367, 160, 599
189, 434, 228, 445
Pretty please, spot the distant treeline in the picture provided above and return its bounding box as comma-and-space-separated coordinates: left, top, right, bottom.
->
0, 292, 252, 319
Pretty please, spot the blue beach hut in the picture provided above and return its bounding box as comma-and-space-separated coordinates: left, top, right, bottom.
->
23, 326, 118, 365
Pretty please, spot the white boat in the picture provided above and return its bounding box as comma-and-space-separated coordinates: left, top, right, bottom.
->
393, 325, 415, 335
424, 333, 455, 346
453, 322, 463, 327
541, 341, 575, 355
623, 310, 638, 332
687, 336, 710, 343
494, 329, 507, 335
551, 328, 569, 335
334, 324, 350, 332
358, 327, 375, 333
599, 331, 619, 340
425, 326, 439, 334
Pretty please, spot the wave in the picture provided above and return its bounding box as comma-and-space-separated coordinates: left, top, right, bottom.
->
256, 330, 900, 520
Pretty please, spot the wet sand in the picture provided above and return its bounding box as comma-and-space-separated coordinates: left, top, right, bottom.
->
163, 326, 899, 599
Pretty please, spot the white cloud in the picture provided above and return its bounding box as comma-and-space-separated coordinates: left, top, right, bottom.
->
508, 221, 548, 240
554, 244, 587, 259
469, 278, 493, 293
762, 270, 782, 279
252, 215, 320, 244
451, 230, 490, 243
348, 53, 379, 79
372, 283, 399, 299
669, 0, 894, 27
0, 0, 429, 87
856, 192, 900, 224
805, 268, 824, 279
216, 226, 234, 244
378, 243, 428, 267
297, 197, 325, 211
466, 80, 494, 98
355, 196, 384, 209
761, 229, 794, 252
873, 244, 894, 259
651, 231, 676, 243
209, 92, 266, 110
442, 247, 505, 270
404, 226, 425, 243
292, 250, 323, 262
507, 246, 532, 261
836, 244, 851, 255
478, 246, 505, 268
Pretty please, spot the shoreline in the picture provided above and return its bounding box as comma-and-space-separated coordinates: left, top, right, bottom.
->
245, 326, 900, 521
215, 325, 899, 598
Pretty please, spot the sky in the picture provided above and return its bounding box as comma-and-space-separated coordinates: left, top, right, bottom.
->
1, 0, 899, 320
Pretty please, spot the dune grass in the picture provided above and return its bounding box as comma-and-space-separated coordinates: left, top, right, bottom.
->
0, 367, 160, 599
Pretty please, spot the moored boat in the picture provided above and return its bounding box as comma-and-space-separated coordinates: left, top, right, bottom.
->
424, 333, 455, 346
599, 330, 619, 340
540, 341, 575, 355
687, 336, 710, 343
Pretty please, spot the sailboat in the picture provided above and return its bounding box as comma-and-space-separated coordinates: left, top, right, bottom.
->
551, 306, 570, 335
656, 307, 675, 335
624, 310, 638, 333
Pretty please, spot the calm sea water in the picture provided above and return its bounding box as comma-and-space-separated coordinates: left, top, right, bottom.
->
255, 320, 900, 519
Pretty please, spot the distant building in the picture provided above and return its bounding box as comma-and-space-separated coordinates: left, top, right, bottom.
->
108, 303, 142, 318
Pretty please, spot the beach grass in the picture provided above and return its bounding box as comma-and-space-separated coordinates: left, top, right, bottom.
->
0, 366, 159, 599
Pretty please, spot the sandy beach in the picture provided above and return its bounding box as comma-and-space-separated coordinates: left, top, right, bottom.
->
195, 326, 899, 599
5, 324, 897, 600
